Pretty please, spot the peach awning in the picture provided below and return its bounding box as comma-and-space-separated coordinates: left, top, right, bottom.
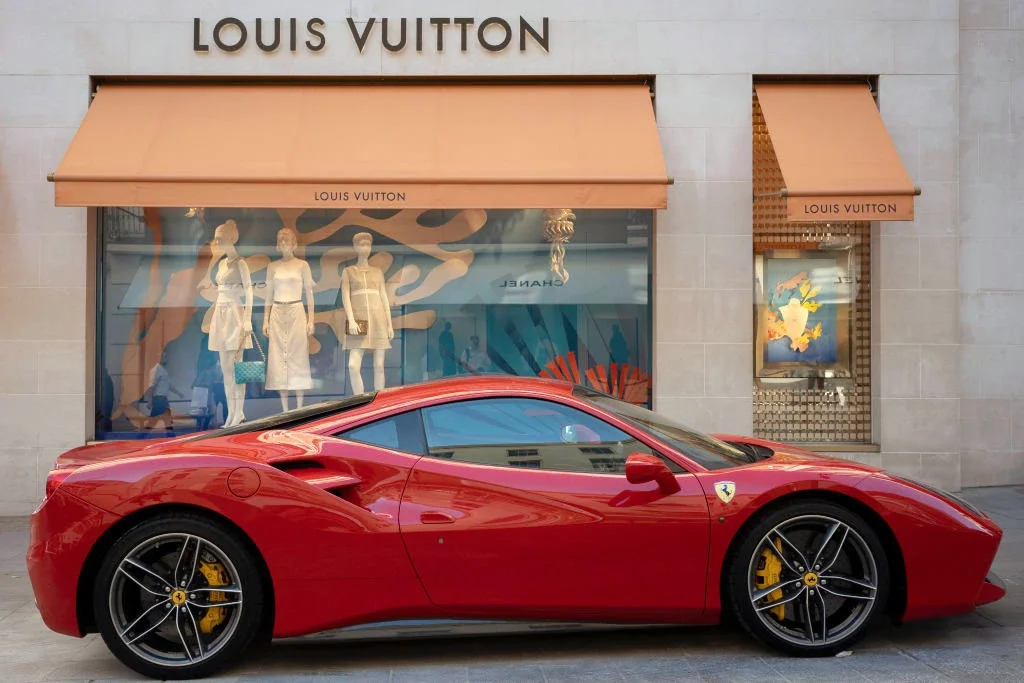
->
755, 82, 918, 222
51, 83, 669, 210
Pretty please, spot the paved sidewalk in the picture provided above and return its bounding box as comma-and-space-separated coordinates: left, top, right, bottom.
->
0, 486, 1022, 682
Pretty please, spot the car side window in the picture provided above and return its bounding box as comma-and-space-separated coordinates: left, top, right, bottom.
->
420, 398, 681, 474
339, 410, 426, 456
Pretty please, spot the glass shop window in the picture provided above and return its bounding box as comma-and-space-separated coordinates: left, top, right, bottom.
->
420, 397, 650, 474
95, 207, 653, 439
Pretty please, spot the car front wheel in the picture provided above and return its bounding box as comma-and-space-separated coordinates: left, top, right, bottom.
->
93, 514, 264, 679
727, 501, 890, 656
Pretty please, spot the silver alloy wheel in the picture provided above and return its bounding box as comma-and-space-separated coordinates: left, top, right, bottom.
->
746, 514, 878, 647
108, 533, 245, 668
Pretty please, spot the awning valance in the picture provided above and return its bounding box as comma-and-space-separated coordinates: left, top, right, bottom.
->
51, 83, 669, 210
755, 82, 918, 222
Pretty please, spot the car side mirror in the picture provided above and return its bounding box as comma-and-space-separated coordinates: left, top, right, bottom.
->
625, 452, 681, 495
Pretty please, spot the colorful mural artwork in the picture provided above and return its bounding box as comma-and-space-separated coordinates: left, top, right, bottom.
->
765, 270, 823, 353
116, 209, 487, 426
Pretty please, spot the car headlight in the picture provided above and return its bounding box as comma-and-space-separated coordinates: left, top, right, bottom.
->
894, 475, 985, 518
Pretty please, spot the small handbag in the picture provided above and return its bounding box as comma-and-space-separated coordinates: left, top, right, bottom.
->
348, 319, 368, 335
234, 331, 267, 384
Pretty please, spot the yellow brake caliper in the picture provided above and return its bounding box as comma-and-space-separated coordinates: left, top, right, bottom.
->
197, 561, 230, 634
754, 539, 785, 621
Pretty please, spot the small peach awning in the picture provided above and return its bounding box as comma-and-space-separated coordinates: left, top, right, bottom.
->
51, 84, 669, 210
755, 82, 918, 222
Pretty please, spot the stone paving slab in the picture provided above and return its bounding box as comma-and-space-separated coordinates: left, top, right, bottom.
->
0, 486, 1020, 682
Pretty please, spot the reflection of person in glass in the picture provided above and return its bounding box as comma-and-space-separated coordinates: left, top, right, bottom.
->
191, 348, 223, 431
144, 349, 184, 431
439, 321, 456, 376
610, 324, 629, 364
202, 219, 253, 428
461, 335, 490, 373
263, 228, 315, 412
342, 232, 393, 394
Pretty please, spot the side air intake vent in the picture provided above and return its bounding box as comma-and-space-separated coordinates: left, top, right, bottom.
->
270, 458, 362, 498
273, 460, 325, 472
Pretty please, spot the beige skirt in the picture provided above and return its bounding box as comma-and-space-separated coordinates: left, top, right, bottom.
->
208, 300, 253, 352
266, 302, 313, 390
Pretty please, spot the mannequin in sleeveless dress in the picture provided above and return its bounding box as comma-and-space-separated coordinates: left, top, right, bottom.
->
201, 220, 253, 427
262, 228, 315, 412
341, 232, 393, 394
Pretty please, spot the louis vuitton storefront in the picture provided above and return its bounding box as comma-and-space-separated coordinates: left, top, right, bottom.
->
54, 81, 668, 438
3, 1, 1016, 512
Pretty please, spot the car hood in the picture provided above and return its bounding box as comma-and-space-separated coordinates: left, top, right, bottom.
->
712, 433, 882, 475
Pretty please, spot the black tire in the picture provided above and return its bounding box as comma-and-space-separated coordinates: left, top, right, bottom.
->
93, 514, 264, 679
726, 500, 889, 656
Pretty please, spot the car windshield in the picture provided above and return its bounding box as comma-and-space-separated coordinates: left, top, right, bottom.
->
185, 393, 377, 441
574, 386, 755, 470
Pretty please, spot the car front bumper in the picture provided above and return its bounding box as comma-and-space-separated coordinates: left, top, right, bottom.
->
976, 571, 1007, 607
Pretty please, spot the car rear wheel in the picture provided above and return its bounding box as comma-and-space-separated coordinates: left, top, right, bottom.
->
727, 501, 889, 656
93, 514, 264, 679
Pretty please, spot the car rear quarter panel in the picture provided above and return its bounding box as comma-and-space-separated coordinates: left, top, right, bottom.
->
27, 490, 120, 637
58, 449, 435, 637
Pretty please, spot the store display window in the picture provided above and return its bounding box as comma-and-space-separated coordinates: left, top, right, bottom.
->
752, 92, 873, 444
95, 207, 653, 439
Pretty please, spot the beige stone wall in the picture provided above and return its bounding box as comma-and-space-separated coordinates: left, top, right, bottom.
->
0, 76, 91, 513
958, 0, 1024, 487
875, 73, 962, 491
0, 0, 981, 512
653, 75, 753, 436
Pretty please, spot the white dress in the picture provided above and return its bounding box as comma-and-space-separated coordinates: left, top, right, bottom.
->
208, 258, 253, 352
265, 259, 314, 391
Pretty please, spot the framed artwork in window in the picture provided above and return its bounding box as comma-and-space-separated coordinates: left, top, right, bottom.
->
754, 247, 855, 379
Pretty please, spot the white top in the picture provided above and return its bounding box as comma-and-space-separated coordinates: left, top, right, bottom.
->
215, 257, 250, 304
267, 258, 313, 302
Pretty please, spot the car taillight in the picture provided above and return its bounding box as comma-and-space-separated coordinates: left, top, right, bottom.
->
44, 469, 74, 499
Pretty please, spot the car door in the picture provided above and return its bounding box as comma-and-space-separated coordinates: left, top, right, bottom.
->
398, 397, 711, 621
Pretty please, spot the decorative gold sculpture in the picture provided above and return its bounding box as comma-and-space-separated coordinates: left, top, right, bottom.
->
542, 209, 576, 283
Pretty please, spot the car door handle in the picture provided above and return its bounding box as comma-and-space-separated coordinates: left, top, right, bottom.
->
420, 510, 456, 524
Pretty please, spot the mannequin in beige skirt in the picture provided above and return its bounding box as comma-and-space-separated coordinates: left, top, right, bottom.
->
202, 219, 253, 428
341, 232, 393, 394
263, 228, 315, 412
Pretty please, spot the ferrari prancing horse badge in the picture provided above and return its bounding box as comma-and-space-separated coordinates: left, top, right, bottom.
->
715, 481, 736, 504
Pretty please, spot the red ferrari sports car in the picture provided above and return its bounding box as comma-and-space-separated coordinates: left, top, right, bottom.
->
28, 376, 1005, 679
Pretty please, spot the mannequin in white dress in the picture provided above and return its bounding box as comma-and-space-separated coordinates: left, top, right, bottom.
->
262, 228, 315, 412
202, 220, 253, 427
341, 232, 393, 394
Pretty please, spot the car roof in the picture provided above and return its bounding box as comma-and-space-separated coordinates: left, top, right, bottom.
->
184, 376, 580, 443
366, 374, 578, 411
